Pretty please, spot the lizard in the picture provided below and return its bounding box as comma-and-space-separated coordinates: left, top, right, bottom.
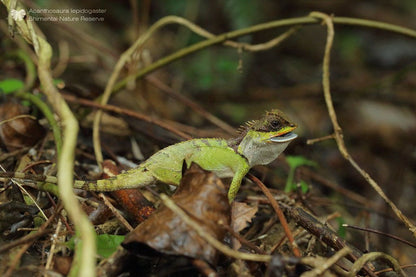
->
0, 109, 298, 202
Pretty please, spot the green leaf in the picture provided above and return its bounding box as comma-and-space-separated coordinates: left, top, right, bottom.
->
96, 234, 125, 258
285, 155, 317, 193
65, 233, 125, 258
0, 78, 24, 94
65, 236, 76, 250
286, 155, 318, 169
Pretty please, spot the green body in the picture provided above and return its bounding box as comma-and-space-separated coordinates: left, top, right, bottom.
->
0, 110, 297, 202
79, 138, 250, 201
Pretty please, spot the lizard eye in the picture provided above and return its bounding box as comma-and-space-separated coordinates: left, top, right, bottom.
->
270, 120, 281, 130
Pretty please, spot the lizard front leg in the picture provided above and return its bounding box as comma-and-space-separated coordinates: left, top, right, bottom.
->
227, 164, 250, 203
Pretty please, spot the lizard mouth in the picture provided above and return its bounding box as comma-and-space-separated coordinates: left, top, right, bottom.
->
269, 132, 298, 143
268, 126, 298, 143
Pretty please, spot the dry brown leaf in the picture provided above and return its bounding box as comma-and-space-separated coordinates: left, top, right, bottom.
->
231, 201, 258, 250
0, 101, 45, 151
231, 202, 258, 233
122, 162, 231, 265
52, 256, 72, 276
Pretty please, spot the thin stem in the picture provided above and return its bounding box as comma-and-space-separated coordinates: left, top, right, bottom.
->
14, 91, 62, 156
115, 15, 416, 92
248, 174, 302, 257
348, 252, 406, 277
310, 11, 416, 239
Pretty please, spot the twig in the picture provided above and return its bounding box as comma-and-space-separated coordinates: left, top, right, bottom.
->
248, 174, 301, 257
52, 40, 70, 77
0, 114, 36, 125
310, 11, 416, 239
14, 49, 36, 91
348, 252, 407, 277
300, 168, 370, 207
281, 204, 377, 277
375, 264, 416, 275
306, 134, 335, 145
61, 93, 191, 140
99, 193, 134, 231
221, 223, 267, 254
160, 193, 272, 263
45, 219, 62, 271
301, 247, 352, 277
112, 17, 314, 94
343, 224, 416, 248
114, 15, 416, 93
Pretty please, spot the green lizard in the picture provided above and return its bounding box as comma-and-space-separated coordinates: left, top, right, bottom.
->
0, 109, 297, 202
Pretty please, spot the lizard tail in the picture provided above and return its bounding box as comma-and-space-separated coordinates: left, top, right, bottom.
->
0, 167, 157, 192
0, 172, 58, 183
73, 166, 156, 191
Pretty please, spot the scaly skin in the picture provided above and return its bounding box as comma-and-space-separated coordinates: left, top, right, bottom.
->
0, 109, 297, 202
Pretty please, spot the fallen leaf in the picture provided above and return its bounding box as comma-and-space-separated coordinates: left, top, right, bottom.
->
53, 256, 72, 276
0, 101, 45, 151
231, 201, 258, 250
231, 202, 258, 233
122, 162, 231, 265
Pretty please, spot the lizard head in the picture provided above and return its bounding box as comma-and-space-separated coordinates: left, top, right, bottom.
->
235, 109, 298, 166
241, 109, 298, 143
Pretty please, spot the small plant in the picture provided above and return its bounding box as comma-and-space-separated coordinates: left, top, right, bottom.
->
285, 155, 317, 193
66, 234, 125, 259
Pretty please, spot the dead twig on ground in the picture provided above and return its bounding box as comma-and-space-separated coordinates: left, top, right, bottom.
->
248, 174, 301, 258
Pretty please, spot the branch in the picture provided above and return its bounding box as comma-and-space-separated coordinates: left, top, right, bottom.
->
248, 174, 301, 257
310, 11, 416, 239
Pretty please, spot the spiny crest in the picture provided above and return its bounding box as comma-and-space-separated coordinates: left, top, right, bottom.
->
237, 109, 296, 134
237, 120, 255, 134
